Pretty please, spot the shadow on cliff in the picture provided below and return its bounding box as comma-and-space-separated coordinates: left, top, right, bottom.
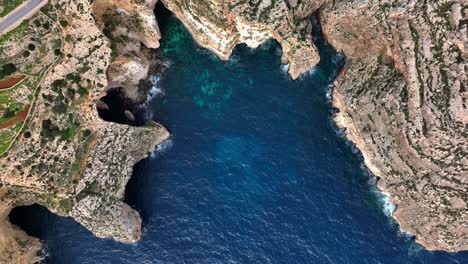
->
96, 48, 171, 127
96, 88, 138, 125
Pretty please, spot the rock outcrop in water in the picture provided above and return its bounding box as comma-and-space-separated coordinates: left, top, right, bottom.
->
322, 0, 467, 252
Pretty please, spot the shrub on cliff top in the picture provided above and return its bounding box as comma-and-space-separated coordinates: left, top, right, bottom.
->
0, 63, 17, 80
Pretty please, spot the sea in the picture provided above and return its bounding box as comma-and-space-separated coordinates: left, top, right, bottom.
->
10, 7, 468, 264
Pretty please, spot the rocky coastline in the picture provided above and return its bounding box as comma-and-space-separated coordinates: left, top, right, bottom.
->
322, 0, 467, 251
0, 0, 466, 262
0, 0, 169, 262
154, 0, 467, 250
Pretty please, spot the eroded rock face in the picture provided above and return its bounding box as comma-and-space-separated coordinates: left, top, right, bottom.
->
0, 0, 169, 261
93, 0, 161, 49
71, 196, 142, 242
93, 0, 161, 101
0, 195, 42, 264
322, 0, 467, 251
1, 0, 466, 261
161, 0, 325, 79
159, 0, 467, 250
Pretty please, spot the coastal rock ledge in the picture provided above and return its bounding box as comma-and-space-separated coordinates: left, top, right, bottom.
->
0, 0, 466, 262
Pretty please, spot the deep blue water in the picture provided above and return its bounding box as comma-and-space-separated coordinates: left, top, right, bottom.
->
10, 10, 468, 264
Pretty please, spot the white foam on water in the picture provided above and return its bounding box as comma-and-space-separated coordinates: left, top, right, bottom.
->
274, 46, 283, 57
381, 193, 396, 216
39, 245, 49, 263
230, 54, 240, 64
332, 53, 345, 64
328, 118, 393, 221
300, 67, 317, 80
149, 139, 173, 159
331, 118, 402, 233
281, 64, 290, 73
325, 83, 333, 102
367, 176, 396, 217
145, 75, 166, 104
156, 139, 173, 153
150, 86, 164, 97
149, 75, 160, 85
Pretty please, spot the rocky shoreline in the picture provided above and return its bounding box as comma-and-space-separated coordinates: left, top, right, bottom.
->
158, 0, 467, 252
0, 0, 169, 262
0, 0, 466, 262
152, 0, 467, 250
322, 0, 467, 251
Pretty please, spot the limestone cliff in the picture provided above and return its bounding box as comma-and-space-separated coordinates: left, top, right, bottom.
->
0, 0, 168, 262
93, 0, 162, 101
156, 0, 467, 250
0, 198, 41, 264
161, 0, 325, 79
321, 0, 467, 251
159, 0, 467, 252
0, 0, 466, 262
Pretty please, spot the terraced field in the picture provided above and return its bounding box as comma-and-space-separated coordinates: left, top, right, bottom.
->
0, 3, 61, 155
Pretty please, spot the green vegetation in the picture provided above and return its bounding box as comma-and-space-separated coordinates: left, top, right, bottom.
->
0, 19, 29, 45
40, 118, 81, 142
68, 133, 95, 187
0, 121, 22, 154
66, 73, 81, 83
0, 63, 17, 80
0, 130, 14, 152
40, 119, 60, 139
58, 198, 74, 214
102, 13, 120, 59
0, 0, 26, 17
0, 102, 25, 123
59, 20, 68, 27
0, 84, 27, 122
60, 122, 80, 140
0, 2, 60, 157
39, 3, 56, 20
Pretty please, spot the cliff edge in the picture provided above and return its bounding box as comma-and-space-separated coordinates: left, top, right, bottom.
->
161, 0, 325, 79
0, 0, 466, 262
322, 0, 467, 251
0, 0, 168, 262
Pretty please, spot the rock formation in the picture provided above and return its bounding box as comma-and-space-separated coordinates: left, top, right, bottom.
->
0, 0, 466, 262
0, 0, 168, 262
159, 0, 467, 252
154, 1, 467, 250
93, 0, 161, 101
161, 0, 325, 79
0, 197, 42, 264
321, 0, 467, 251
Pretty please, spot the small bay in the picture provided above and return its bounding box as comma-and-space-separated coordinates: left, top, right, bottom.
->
10, 8, 468, 264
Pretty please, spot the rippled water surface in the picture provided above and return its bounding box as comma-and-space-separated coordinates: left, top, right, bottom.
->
11, 8, 468, 264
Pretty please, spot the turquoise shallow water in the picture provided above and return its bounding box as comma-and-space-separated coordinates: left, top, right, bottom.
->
11, 8, 468, 264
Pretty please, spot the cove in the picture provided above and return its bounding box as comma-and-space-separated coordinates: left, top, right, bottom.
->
10, 8, 468, 264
